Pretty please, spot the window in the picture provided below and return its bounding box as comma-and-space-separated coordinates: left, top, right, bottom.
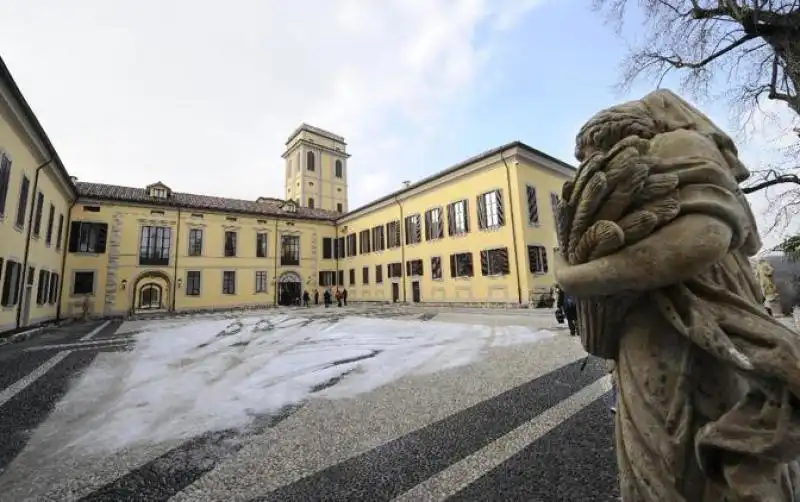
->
224, 231, 237, 257
526, 185, 540, 224
32, 192, 44, 236
308, 197, 314, 209
280, 235, 300, 266
550, 192, 560, 228
481, 247, 510, 276
83, 205, 100, 212
527, 245, 549, 274
55, 214, 64, 250
335, 159, 343, 177
362, 266, 369, 284
336, 237, 345, 258
371, 225, 385, 252
0, 153, 10, 216
256, 232, 268, 258
15, 175, 29, 228
406, 259, 423, 277
73, 271, 94, 295
359, 229, 371, 253
186, 271, 201, 295
447, 200, 469, 235
306, 151, 315, 171
45, 204, 55, 245
1, 260, 21, 306
68, 222, 108, 253
387, 262, 402, 278
386, 220, 401, 248
139, 226, 172, 266
431, 256, 442, 280
375, 265, 383, 283
349, 268, 356, 285
337, 270, 344, 286
424, 207, 444, 241
222, 271, 236, 294
188, 229, 203, 256
36, 269, 49, 305
255, 271, 268, 293
450, 252, 474, 278
404, 214, 422, 245
319, 271, 336, 286
48, 272, 59, 304
346, 234, 357, 257
477, 190, 504, 230
322, 237, 333, 259
337, 203, 343, 213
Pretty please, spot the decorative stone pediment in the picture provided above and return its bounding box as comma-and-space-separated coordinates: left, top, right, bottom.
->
281, 200, 297, 213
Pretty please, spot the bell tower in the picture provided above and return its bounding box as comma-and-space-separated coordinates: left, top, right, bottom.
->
282, 124, 349, 213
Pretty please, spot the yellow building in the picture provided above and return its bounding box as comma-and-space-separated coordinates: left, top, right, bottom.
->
0, 56, 575, 333
0, 57, 76, 333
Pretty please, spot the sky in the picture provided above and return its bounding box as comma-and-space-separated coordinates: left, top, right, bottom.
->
0, 0, 797, 249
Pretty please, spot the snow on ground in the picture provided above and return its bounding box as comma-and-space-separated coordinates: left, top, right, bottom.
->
57, 313, 556, 454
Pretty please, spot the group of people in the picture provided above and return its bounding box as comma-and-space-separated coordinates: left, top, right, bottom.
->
299, 287, 349, 308
552, 284, 617, 414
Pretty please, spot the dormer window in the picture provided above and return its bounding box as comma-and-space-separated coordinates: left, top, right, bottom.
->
146, 182, 171, 199
281, 200, 297, 213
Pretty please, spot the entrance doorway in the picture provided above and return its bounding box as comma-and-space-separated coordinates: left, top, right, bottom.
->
138, 283, 163, 310
278, 272, 302, 306
411, 281, 421, 303
392, 283, 400, 303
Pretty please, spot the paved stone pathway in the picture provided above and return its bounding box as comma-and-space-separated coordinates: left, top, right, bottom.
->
0, 308, 618, 502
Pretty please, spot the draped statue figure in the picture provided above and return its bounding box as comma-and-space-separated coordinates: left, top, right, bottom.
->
554, 89, 800, 501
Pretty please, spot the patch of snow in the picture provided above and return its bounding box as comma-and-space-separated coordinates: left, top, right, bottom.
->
58, 314, 555, 453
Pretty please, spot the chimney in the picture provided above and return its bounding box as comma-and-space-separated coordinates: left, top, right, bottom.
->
402, 180, 411, 188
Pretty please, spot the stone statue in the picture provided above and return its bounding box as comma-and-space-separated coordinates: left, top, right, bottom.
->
756, 259, 783, 316
554, 89, 800, 501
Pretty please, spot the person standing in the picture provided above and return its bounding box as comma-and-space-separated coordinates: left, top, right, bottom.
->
314, 289, 319, 306
323, 288, 331, 308
556, 286, 578, 336
342, 288, 348, 306
302, 290, 310, 307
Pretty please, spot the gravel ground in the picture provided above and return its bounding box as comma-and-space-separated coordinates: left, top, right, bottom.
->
0, 308, 617, 502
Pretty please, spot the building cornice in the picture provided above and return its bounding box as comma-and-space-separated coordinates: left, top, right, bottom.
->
282, 139, 351, 159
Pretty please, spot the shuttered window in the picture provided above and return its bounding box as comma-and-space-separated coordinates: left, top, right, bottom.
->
477, 190, 504, 230
449, 253, 473, 278
431, 256, 442, 280
527, 245, 549, 274
447, 200, 469, 235
526, 185, 539, 224
480, 248, 510, 276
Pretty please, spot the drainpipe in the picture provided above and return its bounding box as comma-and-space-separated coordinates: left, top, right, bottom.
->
273, 218, 279, 306
16, 159, 53, 329
500, 152, 523, 305
334, 222, 339, 289
170, 207, 182, 311
393, 195, 407, 303
56, 198, 77, 321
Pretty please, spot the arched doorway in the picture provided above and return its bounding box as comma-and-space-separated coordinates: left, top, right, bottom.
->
138, 283, 163, 310
130, 270, 171, 314
278, 271, 302, 306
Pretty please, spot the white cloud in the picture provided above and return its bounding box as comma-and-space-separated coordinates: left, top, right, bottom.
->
0, 0, 545, 208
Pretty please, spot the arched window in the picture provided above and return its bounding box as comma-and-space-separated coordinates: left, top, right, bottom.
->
335, 159, 343, 177
306, 151, 315, 171
308, 197, 315, 209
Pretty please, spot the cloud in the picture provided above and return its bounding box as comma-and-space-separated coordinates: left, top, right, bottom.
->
0, 0, 545, 208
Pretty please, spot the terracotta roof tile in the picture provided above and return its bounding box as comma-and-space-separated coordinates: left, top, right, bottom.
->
75, 181, 338, 222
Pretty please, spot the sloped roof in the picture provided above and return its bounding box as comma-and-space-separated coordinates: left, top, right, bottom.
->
75, 181, 338, 221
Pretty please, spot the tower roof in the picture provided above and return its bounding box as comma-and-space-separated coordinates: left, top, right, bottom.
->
285, 123, 346, 146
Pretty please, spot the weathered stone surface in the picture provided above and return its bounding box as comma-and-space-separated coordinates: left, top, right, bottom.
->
556, 89, 800, 501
